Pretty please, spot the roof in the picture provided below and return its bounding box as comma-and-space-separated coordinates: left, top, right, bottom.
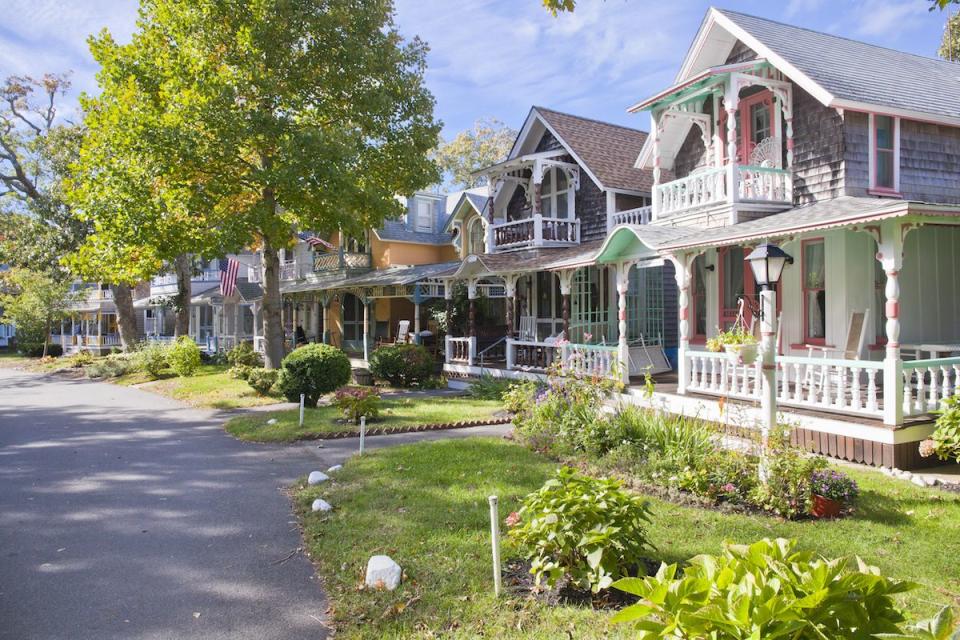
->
374, 219, 453, 245
336, 262, 459, 288
713, 8, 960, 123
448, 241, 604, 278
533, 107, 655, 192
597, 197, 960, 262
192, 279, 263, 303
443, 191, 488, 232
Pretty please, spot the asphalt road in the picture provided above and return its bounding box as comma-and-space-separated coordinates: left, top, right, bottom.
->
0, 368, 330, 640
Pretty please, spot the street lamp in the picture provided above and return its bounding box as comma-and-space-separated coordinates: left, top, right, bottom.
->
745, 242, 793, 482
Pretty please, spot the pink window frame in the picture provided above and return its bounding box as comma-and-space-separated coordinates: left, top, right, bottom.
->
801, 237, 827, 345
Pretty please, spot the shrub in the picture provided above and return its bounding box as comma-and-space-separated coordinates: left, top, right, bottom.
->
67, 351, 95, 368
17, 342, 63, 357
167, 337, 201, 377
275, 343, 351, 406
85, 353, 139, 379
508, 467, 654, 593
920, 395, 960, 463
467, 374, 513, 400
512, 372, 610, 457
613, 538, 915, 639
368, 343, 434, 387
247, 368, 279, 396
750, 429, 827, 519
503, 379, 540, 415
229, 364, 255, 380
810, 469, 859, 504
137, 341, 169, 379
226, 341, 263, 368
332, 386, 381, 423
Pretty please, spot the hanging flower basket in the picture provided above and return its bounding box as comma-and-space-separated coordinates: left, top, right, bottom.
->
723, 342, 758, 365
810, 494, 842, 519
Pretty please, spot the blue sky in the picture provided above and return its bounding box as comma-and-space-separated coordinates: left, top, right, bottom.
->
0, 0, 951, 138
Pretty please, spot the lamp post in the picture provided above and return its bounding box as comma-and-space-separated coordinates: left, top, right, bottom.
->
744, 242, 793, 482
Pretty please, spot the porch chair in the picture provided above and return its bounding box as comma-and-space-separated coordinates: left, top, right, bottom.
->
803, 309, 870, 397
394, 319, 411, 345
518, 316, 536, 342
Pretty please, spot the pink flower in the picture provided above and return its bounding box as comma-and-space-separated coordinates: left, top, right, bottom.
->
505, 511, 521, 527
722, 483, 736, 493
919, 439, 937, 458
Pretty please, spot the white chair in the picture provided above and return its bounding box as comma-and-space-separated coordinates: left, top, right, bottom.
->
394, 320, 410, 345
749, 136, 782, 169
804, 309, 870, 397
518, 316, 536, 342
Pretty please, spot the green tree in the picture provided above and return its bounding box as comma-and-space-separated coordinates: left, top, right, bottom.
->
0, 268, 76, 357
941, 11, 960, 60
76, 0, 440, 368
435, 118, 517, 189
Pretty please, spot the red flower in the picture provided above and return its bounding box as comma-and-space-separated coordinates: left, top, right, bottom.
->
505, 511, 521, 527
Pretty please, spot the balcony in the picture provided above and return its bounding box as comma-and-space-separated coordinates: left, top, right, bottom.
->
654, 164, 791, 220
313, 251, 371, 272
489, 214, 580, 252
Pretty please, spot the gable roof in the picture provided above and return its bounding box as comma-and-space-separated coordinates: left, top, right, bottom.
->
701, 8, 960, 125
532, 107, 654, 193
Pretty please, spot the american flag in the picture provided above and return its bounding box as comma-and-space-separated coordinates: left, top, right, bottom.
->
219, 257, 240, 297
298, 231, 335, 250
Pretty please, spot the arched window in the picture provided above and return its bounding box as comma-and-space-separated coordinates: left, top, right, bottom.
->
540, 167, 572, 218
467, 218, 485, 255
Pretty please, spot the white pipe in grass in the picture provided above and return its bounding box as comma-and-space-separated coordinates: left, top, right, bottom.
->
299, 394, 305, 427
488, 495, 502, 596
359, 416, 366, 456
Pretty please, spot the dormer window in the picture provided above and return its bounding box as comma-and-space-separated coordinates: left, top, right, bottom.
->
540, 167, 571, 218
415, 199, 433, 232
869, 114, 900, 195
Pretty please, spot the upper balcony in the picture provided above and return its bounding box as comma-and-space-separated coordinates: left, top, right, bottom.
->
629, 59, 795, 225
489, 213, 580, 252
278, 249, 372, 281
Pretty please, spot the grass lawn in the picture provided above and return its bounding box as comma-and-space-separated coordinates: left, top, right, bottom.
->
226, 396, 503, 442
136, 364, 280, 409
293, 438, 960, 639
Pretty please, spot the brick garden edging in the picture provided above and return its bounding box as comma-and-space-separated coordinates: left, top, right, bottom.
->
293, 416, 513, 441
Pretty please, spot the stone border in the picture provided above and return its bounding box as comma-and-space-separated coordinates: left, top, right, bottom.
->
292, 416, 514, 441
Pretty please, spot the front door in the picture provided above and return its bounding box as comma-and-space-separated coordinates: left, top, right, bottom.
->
718, 246, 755, 330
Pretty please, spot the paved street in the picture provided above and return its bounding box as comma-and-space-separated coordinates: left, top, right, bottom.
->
0, 368, 328, 640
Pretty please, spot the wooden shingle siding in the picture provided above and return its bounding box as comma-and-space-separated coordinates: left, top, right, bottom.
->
661, 260, 678, 350
842, 111, 870, 196
725, 40, 758, 64
791, 85, 845, 204
899, 120, 960, 204
674, 128, 709, 179
578, 176, 608, 242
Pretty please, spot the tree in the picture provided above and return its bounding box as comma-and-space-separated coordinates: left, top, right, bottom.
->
541, 0, 577, 14
0, 268, 76, 357
941, 11, 960, 60
79, 0, 441, 368
434, 118, 517, 189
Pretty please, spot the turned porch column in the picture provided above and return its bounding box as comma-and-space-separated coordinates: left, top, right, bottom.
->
532, 159, 544, 215
503, 273, 520, 339
311, 298, 321, 343
878, 221, 906, 426
467, 278, 478, 365
724, 84, 740, 204
362, 294, 370, 363
651, 111, 662, 218
671, 253, 695, 394
616, 262, 631, 385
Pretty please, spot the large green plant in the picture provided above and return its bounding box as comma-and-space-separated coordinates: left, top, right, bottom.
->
508, 467, 653, 593
920, 395, 960, 463
275, 343, 351, 406
613, 538, 916, 639
167, 336, 201, 377
368, 343, 434, 387
137, 341, 169, 379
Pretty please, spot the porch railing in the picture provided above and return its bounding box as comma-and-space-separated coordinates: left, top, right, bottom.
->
610, 206, 652, 227
654, 164, 792, 219
445, 336, 476, 365
505, 339, 620, 380
490, 214, 580, 252
656, 166, 726, 217
313, 251, 372, 272
903, 357, 960, 417
280, 260, 299, 281
737, 165, 791, 203
683, 351, 885, 419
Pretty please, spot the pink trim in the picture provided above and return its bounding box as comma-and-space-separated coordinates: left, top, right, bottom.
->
885, 300, 899, 319
801, 238, 826, 345
867, 188, 902, 198
717, 246, 755, 329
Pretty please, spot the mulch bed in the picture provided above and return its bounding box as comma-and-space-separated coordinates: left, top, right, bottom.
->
292, 416, 514, 441
502, 558, 656, 610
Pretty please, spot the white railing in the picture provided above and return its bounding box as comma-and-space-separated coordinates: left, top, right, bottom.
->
561, 343, 619, 379
313, 251, 372, 272
683, 351, 885, 418
611, 206, 652, 227
445, 336, 476, 365
76, 334, 122, 347
280, 261, 299, 281
152, 270, 220, 287
656, 166, 726, 217
737, 165, 791, 202
490, 214, 580, 252
903, 357, 960, 417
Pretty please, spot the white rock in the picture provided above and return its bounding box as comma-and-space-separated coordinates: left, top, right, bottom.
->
327, 464, 343, 473
267, 418, 277, 425
311, 499, 332, 512
911, 475, 926, 487
308, 471, 329, 485
365, 555, 402, 590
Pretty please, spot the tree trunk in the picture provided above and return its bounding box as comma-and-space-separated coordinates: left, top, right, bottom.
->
110, 283, 139, 352
261, 234, 285, 369
42, 317, 50, 358
173, 253, 192, 337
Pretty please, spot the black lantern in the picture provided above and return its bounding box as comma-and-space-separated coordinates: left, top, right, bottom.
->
745, 242, 793, 290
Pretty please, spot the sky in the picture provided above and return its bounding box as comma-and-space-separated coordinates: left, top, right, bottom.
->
0, 0, 951, 138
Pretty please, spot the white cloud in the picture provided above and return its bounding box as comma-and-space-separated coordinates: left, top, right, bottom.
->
785, 0, 826, 19
852, 0, 928, 39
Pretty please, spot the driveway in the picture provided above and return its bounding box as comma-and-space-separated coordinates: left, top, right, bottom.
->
0, 368, 328, 640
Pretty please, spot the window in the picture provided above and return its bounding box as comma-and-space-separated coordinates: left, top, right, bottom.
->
719, 89, 776, 164
718, 247, 754, 330
341, 293, 365, 344
540, 167, 572, 218
627, 264, 664, 343
692, 254, 708, 339
803, 240, 826, 343
870, 114, 899, 193
571, 266, 610, 343
535, 271, 562, 339
415, 199, 433, 232
467, 218, 485, 255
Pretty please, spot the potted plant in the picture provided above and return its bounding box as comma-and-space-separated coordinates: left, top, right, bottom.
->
809, 469, 859, 518
715, 324, 758, 364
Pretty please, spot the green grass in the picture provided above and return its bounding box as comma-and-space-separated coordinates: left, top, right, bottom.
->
293, 438, 960, 639
226, 396, 503, 442
140, 364, 280, 409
